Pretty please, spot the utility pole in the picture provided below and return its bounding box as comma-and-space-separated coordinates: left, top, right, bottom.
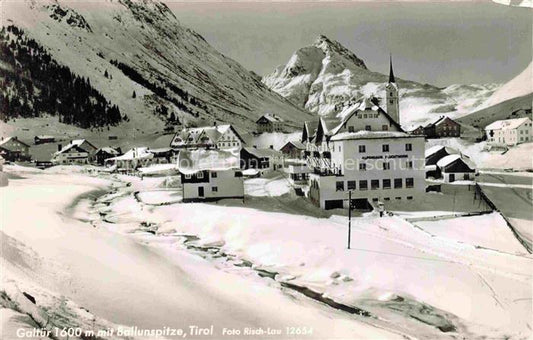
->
348, 190, 352, 249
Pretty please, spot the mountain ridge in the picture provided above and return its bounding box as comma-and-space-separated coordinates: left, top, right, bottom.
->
263, 35, 501, 127
0, 0, 312, 135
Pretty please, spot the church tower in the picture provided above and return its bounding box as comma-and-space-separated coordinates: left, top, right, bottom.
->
385, 55, 400, 125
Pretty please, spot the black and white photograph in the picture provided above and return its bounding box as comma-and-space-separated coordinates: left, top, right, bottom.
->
0, 0, 532, 339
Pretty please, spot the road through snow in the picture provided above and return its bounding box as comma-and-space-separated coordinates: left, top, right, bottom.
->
0, 173, 401, 339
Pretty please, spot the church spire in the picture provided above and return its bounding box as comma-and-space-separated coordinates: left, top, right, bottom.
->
389, 54, 396, 83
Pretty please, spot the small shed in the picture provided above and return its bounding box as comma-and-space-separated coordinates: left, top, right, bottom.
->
436, 155, 476, 182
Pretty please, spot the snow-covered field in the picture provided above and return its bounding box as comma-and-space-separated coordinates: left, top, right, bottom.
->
1, 166, 532, 339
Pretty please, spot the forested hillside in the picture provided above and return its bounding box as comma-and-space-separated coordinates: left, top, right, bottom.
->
0, 25, 123, 128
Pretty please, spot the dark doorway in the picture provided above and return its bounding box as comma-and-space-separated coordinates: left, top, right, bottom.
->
449, 174, 455, 182
198, 186, 204, 197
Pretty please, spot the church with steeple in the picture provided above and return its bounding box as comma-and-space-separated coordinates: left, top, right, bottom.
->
385, 55, 400, 125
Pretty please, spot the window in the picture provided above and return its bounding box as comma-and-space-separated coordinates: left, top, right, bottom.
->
211, 171, 217, 178
359, 163, 366, 171
359, 145, 366, 153
212, 186, 218, 192
359, 180, 368, 190
336, 181, 344, 192
384, 197, 390, 201
234, 171, 243, 177
365, 125, 371, 131
383, 162, 390, 170
372, 198, 379, 202
406, 178, 414, 188
394, 178, 402, 188
382, 125, 388, 131
382, 144, 389, 152
395, 197, 401, 200
407, 196, 413, 200
348, 126, 355, 133
405, 143, 412, 151
389, 100, 393, 104
371, 180, 380, 190
406, 161, 413, 169
185, 174, 192, 179
347, 180, 356, 190
197, 172, 204, 179
383, 179, 391, 189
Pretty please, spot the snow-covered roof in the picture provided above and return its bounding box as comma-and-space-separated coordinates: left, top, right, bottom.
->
108, 147, 153, 161
436, 154, 475, 170
178, 149, 240, 174
485, 117, 531, 131
35, 135, 55, 139
0, 137, 30, 148
243, 147, 282, 158
171, 124, 244, 147
282, 140, 306, 150
424, 145, 459, 158
54, 139, 92, 156
330, 131, 415, 141
96, 147, 120, 155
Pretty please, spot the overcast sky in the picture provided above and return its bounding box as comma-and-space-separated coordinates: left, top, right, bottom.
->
167, 1, 531, 87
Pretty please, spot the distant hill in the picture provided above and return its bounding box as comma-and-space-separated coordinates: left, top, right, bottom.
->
457, 93, 533, 129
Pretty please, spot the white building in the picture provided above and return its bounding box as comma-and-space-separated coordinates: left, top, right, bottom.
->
178, 149, 244, 202
485, 117, 532, 146
436, 154, 476, 182
105, 147, 154, 171
303, 60, 426, 210
170, 124, 245, 152
51, 139, 97, 165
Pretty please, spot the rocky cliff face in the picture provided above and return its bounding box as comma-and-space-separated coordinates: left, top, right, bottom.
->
1, 0, 312, 132
263, 35, 500, 127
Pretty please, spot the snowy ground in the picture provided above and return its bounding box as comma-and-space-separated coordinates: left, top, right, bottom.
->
1, 167, 532, 339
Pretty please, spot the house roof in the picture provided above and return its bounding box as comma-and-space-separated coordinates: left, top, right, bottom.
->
329, 130, 416, 141
243, 147, 282, 158
171, 124, 245, 147
178, 149, 240, 174
424, 145, 459, 158
35, 135, 55, 139
54, 139, 95, 156
436, 154, 475, 171
108, 147, 153, 161
257, 113, 284, 123
96, 147, 120, 155
282, 140, 306, 150
0, 137, 30, 148
485, 117, 531, 131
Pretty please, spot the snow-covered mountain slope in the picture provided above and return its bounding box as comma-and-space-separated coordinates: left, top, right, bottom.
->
263, 35, 500, 127
483, 61, 532, 108
1, 0, 311, 133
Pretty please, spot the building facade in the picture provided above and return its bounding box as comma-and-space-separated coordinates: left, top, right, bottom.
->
256, 114, 284, 133
0, 137, 31, 161
51, 139, 97, 165
303, 60, 426, 210
170, 124, 245, 152
485, 117, 532, 146
178, 149, 244, 202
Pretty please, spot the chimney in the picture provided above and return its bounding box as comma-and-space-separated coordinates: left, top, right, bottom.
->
57, 144, 62, 152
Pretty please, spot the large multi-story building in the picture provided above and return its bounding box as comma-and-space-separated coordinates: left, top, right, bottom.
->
302, 59, 426, 209
485, 117, 532, 146
170, 124, 245, 152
